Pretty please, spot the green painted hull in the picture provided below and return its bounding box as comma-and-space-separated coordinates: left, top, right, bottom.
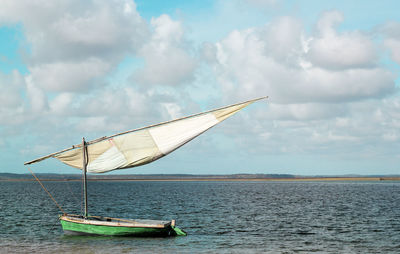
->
60, 220, 171, 236
59, 215, 186, 237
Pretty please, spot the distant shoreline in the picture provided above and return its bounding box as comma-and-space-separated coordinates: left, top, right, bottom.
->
2, 172, 400, 182
1, 177, 399, 182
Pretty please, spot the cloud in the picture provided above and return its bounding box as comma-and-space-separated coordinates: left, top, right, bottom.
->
196, 10, 400, 162
29, 58, 111, 92
133, 14, 197, 86
236, 95, 400, 160
0, 0, 148, 92
0, 71, 24, 109
0, 71, 26, 125
260, 16, 303, 65
381, 21, 400, 65
0, 1, 199, 142
265, 103, 347, 121
307, 11, 377, 70
49, 93, 74, 116
206, 12, 395, 105
245, 0, 280, 8
0, 0, 147, 62
1, 2, 399, 174
25, 76, 48, 113
65, 86, 187, 134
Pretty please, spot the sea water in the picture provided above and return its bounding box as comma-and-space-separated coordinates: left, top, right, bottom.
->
0, 180, 399, 253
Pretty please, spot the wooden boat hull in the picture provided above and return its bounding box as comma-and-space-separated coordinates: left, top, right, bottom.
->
59, 215, 186, 237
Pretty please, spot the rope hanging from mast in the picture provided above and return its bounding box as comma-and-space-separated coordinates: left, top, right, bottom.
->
27, 167, 66, 215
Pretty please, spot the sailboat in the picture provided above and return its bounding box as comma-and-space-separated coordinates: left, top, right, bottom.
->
24, 97, 266, 236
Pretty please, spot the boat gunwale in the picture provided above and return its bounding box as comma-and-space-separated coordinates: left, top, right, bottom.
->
60, 214, 171, 229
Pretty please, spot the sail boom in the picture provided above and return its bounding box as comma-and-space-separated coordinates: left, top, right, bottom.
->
24, 96, 267, 167
24, 145, 80, 165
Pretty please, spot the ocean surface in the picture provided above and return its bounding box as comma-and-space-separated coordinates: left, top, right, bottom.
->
0, 180, 399, 253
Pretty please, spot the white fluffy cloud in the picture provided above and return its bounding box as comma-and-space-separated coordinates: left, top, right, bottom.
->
0, 0, 147, 62
200, 10, 399, 160
133, 14, 197, 86
29, 58, 111, 92
260, 16, 303, 65
25, 76, 48, 113
0, 0, 199, 144
0, 1, 198, 135
307, 11, 377, 70
0, 71, 24, 109
0, 71, 25, 125
1, 2, 399, 174
234, 95, 400, 161
207, 12, 395, 105
0, 0, 202, 144
382, 22, 400, 65
246, 0, 279, 8
0, 0, 148, 93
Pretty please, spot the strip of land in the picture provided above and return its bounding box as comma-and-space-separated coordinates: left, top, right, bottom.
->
0, 173, 399, 182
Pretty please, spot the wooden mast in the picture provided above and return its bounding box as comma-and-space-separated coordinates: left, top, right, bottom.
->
82, 137, 88, 218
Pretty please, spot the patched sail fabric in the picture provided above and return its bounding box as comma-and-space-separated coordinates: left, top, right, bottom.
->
25, 97, 265, 173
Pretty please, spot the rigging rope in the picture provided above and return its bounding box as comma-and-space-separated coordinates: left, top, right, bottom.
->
27, 167, 66, 215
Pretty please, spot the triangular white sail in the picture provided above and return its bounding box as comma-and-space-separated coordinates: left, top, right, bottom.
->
25, 97, 266, 173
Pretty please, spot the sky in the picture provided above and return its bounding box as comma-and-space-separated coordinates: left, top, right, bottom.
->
1, 0, 400, 175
